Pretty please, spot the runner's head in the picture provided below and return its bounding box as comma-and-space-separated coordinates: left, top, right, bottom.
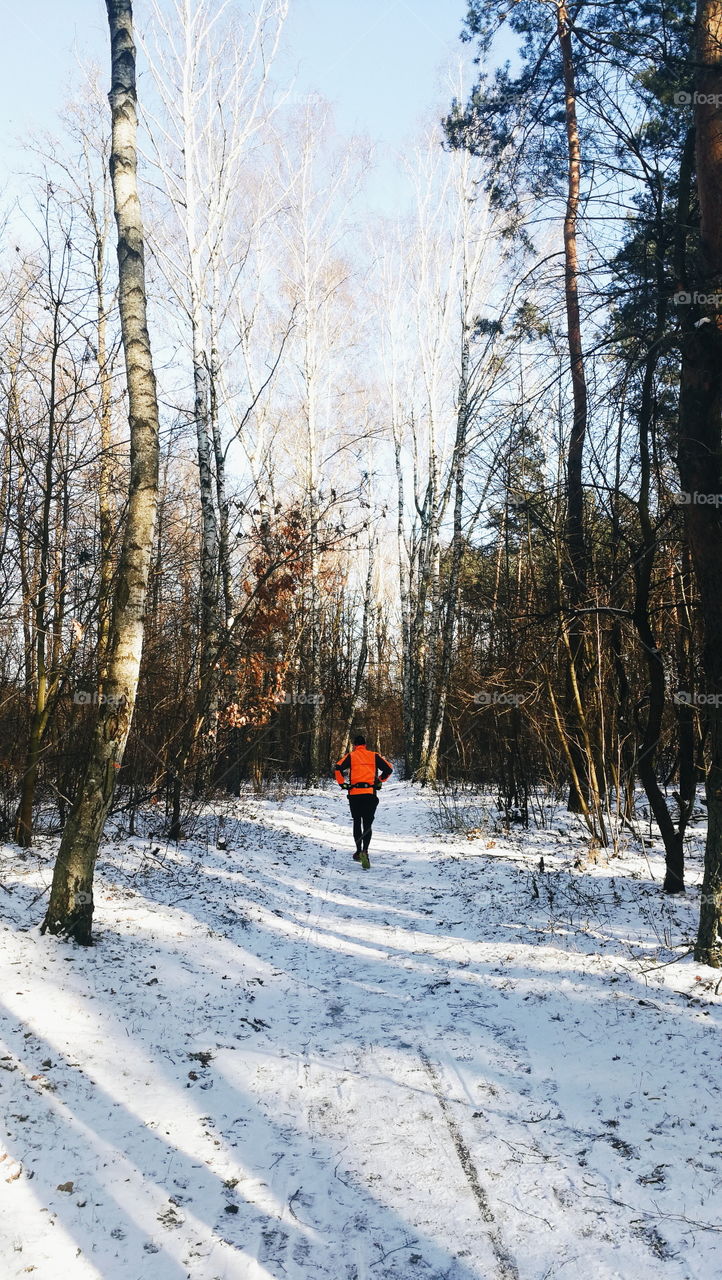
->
353, 733, 366, 746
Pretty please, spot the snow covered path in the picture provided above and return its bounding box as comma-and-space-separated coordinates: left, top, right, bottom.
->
1, 782, 721, 1279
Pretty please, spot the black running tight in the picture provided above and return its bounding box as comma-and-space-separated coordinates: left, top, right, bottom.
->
348, 794, 379, 850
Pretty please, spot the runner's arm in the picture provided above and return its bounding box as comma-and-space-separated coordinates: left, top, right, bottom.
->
334, 753, 351, 786
375, 754, 393, 782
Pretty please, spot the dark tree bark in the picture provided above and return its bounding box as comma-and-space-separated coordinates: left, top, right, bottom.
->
557, 1, 593, 814
678, 0, 722, 964
630, 188, 687, 893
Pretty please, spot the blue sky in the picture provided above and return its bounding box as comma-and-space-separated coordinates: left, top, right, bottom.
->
280, 0, 469, 137
1, 1, 474, 211
3, 1, 107, 143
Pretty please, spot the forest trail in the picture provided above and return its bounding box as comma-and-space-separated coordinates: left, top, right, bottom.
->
1, 783, 721, 1279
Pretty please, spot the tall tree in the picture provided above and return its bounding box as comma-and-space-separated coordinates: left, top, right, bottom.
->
273, 99, 368, 781
42, 0, 160, 943
446, 1, 595, 809
678, 0, 722, 964
140, 0, 288, 812
374, 121, 507, 780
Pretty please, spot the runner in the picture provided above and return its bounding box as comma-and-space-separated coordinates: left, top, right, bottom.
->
334, 734, 393, 869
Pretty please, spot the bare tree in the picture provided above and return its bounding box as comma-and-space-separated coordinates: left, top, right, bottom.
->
273, 97, 369, 781
43, 0, 160, 943
8, 200, 96, 846
139, 0, 288, 815
374, 122, 507, 780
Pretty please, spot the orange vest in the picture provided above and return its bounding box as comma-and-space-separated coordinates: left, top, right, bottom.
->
348, 745, 378, 794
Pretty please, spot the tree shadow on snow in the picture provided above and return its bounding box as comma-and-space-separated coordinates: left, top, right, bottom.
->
1, 795, 718, 1280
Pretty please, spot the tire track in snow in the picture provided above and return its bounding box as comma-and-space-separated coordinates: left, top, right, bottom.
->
254, 798, 518, 1276
247, 829, 337, 1276
418, 1046, 520, 1280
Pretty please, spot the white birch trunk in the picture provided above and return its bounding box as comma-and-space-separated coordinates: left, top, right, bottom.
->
42, 0, 160, 943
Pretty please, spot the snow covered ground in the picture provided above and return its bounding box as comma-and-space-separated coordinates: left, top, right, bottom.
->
1, 781, 721, 1280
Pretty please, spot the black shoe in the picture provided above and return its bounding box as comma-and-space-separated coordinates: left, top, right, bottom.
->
353, 850, 361, 861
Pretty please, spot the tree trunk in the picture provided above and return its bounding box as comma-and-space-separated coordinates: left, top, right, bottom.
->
209, 330, 233, 626
191, 299, 220, 685
306, 491, 323, 784
42, 0, 160, 944
671, 546, 698, 841
342, 528, 374, 746
425, 310, 471, 777
631, 206, 686, 892
14, 288, 60, 846
556, 1, 591, 812
393, 425, 414, 777
677, 0, 722, 966
96, 226, 115, 675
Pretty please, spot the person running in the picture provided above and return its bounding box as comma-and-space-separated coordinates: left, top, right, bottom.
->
334, 734, 393, 868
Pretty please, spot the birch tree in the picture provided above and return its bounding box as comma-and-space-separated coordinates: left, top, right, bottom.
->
374, 123, 506, 780
272, 98, 369, 781
139, 0, 288, 814
43, 0, 160, 943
